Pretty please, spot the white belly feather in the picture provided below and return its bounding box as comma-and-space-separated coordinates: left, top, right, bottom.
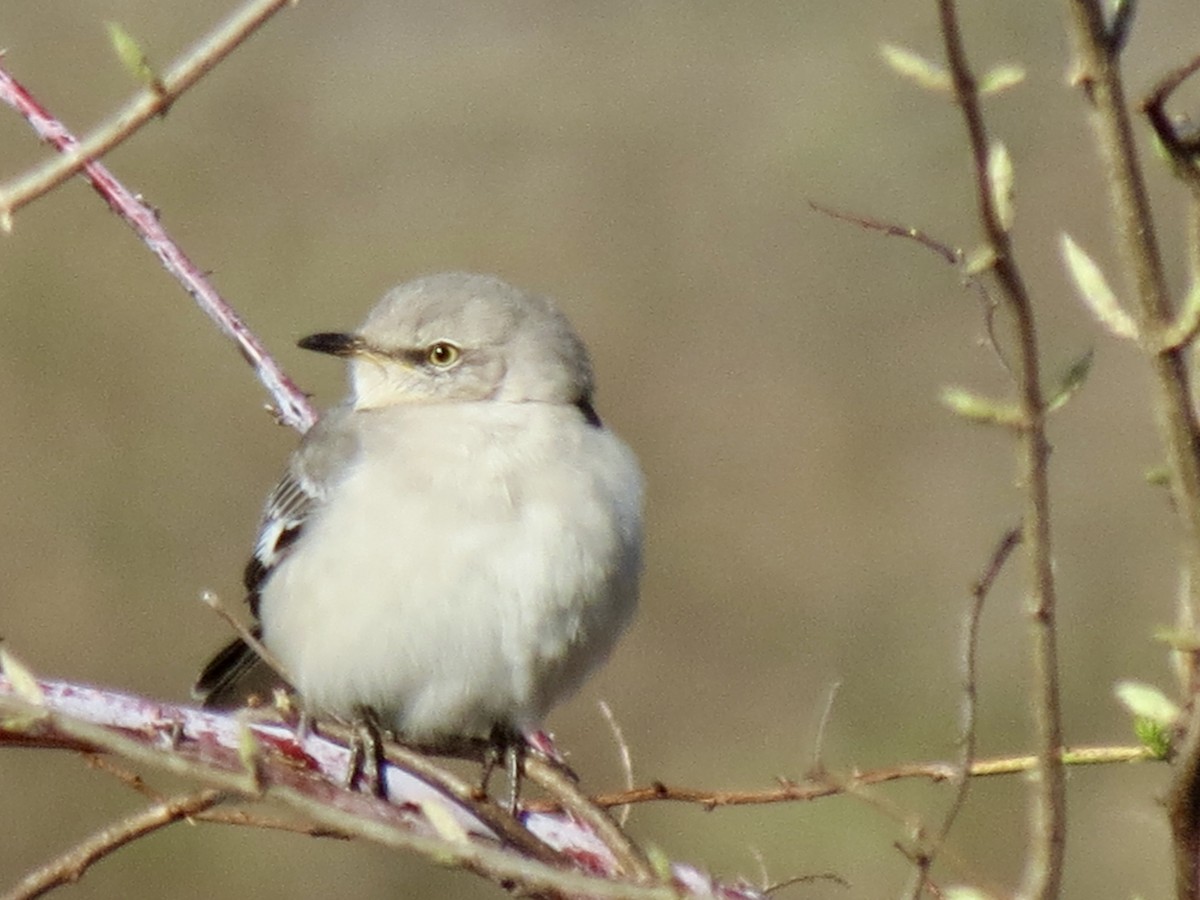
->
260, 401, 642, 739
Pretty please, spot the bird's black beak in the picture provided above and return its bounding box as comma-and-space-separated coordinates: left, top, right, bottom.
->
298, 332, 367, 357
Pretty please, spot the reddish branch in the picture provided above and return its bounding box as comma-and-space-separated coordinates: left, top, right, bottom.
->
0, 675, 764, 900
0, 63, 316, 434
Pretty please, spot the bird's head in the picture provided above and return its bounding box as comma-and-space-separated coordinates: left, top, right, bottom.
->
299, 273, 596, 413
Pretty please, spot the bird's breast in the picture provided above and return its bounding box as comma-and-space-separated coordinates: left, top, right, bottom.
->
259, 401, 642, 738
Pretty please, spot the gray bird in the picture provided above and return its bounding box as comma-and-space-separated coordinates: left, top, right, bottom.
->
195, 273, 643, 746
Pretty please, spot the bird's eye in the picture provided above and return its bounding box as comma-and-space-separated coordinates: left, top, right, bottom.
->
425, 341, 461, 368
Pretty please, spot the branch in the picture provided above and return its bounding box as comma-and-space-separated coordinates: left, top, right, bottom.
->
0, 674, 762, 900
526, 753, 654, 882
808, 201, 1011, 376
936, 4, 1067, 896
1141, 56, 1200, 355
2, 790, 226, 900
0, 26, 744, 897
0, 0, 296, 223
584, 745, 1155, 811
1060, 4, 1200, 897
901, 525, 1022, 898
0, 51, 316, 434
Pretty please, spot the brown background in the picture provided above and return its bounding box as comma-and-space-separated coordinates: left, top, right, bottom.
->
2, 2, 1198, 897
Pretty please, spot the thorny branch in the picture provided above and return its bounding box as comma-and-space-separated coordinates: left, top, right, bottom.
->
0, 674, 761, 900
0, 672, 1162, 899
0, 46, 316, 434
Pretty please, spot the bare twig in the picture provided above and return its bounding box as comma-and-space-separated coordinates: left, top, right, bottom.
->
83, 753, 164, 801
0, 63, 317, 433
585, 745, 1154, 811
808, 200, 958, 264
82, 751, 349, 838
189, 806, 348, 839
936, 4, 1067, 896
944, 526, 1023, 828
598, 700, 636, 827
763, 872, 850, 895
808, 200, 1010, 374
1141, 56, 1200, 356
902, 526, 1022, 899
3, 790, 226, 900
1140, 53, 1200, 201
199, 590, 293, 685
26, 665, 1153, 829
0, 0, 295, 221
807, 681, 841, 780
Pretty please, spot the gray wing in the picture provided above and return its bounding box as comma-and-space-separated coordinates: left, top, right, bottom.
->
193, 409, 358, 707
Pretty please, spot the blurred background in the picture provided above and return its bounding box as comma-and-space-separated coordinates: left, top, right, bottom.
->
2, 1, 1198, 896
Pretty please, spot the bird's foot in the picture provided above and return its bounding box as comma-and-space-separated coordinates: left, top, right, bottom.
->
344, 707, 389, 799
478, 725, 527, 816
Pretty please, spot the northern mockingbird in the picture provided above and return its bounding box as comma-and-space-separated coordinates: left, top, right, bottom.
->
194, 273, 643, 745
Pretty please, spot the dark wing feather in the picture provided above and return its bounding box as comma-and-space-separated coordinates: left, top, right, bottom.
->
192, 467, 325, 706
245, 469, 321, 615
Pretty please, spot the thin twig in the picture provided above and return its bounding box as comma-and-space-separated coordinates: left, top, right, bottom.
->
0, 63, 317, 433
584, 745, 1154, 811
0, 0, 295, 221
763, 872, 850, 895
1140, 52, 1200, 201
216, 811, 346, 839
3, 789, 226, 900
808, 200, 958, 264
598, 700, 636, 827
83, 753, 164, 801
807, 680, 840, 780
200, 590, 294, 685
936, 4, 1067, 897
1141, 55, 1200, 356
808, 200, 1011, 374
902, 526, 1022, 899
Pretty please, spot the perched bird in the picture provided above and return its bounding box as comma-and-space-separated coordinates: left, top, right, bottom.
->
195, 273, 643, 748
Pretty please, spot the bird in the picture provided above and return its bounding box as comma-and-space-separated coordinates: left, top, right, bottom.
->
194, 273, 643, 754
